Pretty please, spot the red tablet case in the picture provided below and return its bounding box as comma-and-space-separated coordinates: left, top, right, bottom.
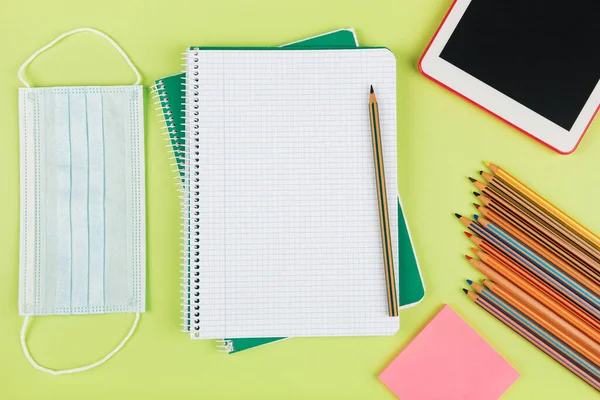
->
418, 0, 599, 155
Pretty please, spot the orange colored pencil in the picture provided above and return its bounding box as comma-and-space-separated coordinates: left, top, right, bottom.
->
476, 205, 600, 289
477, 192, 600, 271
471, 281, 600, 367
485, 162, 600, 251
465, 289, 600, 391
465, 254, 600, 344
484, 277, 600, 355
467, 233, 600, 328
472, 176, 600, 266
476, 215, 600, 298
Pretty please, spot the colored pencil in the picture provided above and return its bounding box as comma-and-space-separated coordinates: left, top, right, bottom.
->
369, 85, 397, 317
478, 172, 600, 266
485, 162, 600, 251
468, 246, 600, 332
469, 282, 600, 378
471, 176, 597, 262
475, 204, 600, 290
474, 215, 600, 310
472, 280, 600, 367
456, 214, 600, 317
467, 234, 600, 326
476, 192, 600, 275
465, 289, 600, 391
480, 279, 600, 362
465, 253, 600, 344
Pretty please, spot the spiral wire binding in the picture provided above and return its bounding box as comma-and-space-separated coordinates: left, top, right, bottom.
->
180, 68, 193, 334
216, 339, 235, 354
151, 76, 192, 333
170, 49, 234, 349
150, 80, 183, 177
183, 49, 203, 339
172, 71, 188, 334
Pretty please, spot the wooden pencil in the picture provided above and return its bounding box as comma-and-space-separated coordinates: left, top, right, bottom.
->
476, 192, 600, 275
474, 200, 598, 277
465, 289, 600, 391
479, 172, 600, 265
476, 205, 600, 290
485, 162, 600, 251
481, 279, 600, 358
470, 281, 600, 371
369, 85, 397, 317
465, 254, 600, 344
474, 215, 600, 310
466, 234, 600, 326
456, 214, 600, 318
471, 176, 598, 262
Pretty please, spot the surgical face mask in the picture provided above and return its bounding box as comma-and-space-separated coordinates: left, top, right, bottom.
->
17, 28, 146, 375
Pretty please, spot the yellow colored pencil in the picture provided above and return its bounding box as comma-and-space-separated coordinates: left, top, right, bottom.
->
485, 162, 600, 251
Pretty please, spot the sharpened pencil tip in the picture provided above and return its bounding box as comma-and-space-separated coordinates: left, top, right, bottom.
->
468, 177, 476, 182
370, 85, 374, 93
466, 279, 473, 285
484, 161, 491, 167
464, 232, 472, 238
473, 203, 480, 209
473, 214, 479, 220
462, 288, 468, 294
455, 213, 462, 219
465, 254, 473, 260
479, 170, 483, 175
473, 192, 480, 197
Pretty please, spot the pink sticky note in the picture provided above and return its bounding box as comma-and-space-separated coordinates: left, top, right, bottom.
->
379, 305, 519, 400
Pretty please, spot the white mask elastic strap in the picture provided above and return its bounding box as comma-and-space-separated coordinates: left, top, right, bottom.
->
20, 313, 140, 375
17, 27, 142, 88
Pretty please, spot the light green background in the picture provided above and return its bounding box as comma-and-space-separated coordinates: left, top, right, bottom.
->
1, 0, 599, 398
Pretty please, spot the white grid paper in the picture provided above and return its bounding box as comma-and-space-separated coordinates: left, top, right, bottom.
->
186, 49, 398, 338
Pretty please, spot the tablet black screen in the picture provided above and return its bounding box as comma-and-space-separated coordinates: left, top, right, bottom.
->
440, 0, 600, 131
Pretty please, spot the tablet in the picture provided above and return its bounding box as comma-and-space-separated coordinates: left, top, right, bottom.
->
419, 0, 600, 154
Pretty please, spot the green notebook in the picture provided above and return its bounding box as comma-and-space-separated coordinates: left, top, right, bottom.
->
152, 29, 424, 354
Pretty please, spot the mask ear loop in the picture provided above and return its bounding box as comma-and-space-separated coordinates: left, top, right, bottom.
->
20, 313, 140, 375
17, 27, 142, 88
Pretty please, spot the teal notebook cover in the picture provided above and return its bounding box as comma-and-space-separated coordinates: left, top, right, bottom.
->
153, 29, 424, 353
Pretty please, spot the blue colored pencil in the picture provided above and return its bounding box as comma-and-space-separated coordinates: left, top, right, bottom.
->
465, 289, 600, 392
457, 214, 600, 319
474, 214, 600, 310
468, 282, 600, 379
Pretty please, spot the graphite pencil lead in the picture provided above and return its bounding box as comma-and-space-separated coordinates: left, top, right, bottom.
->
370, 85, 374, 93
479, 170, 483, 175
473, 192, 480, 197
455, 213, 462, 218
473, 203, 480, 209
462, 288, 468, 294
468, 177, 476, 182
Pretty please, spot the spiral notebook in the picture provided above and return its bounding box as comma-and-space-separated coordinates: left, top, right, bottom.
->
185, 46, 398, 339
153, 29, 425, 350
